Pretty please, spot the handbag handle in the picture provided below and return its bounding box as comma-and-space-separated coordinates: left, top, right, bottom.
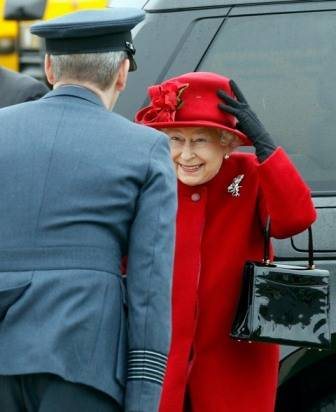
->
263, 216, 315, 269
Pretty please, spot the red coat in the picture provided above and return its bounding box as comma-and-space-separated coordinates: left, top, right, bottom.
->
159, 148, 316, 412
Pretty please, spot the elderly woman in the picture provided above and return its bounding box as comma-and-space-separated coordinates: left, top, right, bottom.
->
135, 72, 316, 412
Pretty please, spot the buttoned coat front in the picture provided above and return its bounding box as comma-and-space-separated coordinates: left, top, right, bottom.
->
0, 86, 177, 412
159, 148, 316, 412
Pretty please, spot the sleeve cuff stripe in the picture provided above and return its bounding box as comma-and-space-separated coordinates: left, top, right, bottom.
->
128, 359, 166, 368
128, 350, 168, 361
128, 366, 165, 378
128, 371, 164, 381
128, 355, 167, 366
127, 375, 163, 385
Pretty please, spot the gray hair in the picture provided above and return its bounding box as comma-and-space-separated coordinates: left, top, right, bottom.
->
219, 129, 242, 149
50, 51, 127, 90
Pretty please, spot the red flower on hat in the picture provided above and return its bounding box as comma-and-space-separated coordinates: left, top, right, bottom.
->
142, 81, 189, 123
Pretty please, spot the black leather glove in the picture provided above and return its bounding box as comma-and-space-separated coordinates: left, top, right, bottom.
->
217, 80, 276, 162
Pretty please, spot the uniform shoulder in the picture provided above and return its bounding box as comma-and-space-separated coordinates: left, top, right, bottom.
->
1, 67, 44, 86
0, 67, 49, 106
110, 111, 167, 148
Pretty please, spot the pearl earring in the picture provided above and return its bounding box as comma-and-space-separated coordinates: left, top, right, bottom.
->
224, 153, 230, 160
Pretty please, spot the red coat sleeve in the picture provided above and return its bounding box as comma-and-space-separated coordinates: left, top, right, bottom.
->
257, 147, 316, 238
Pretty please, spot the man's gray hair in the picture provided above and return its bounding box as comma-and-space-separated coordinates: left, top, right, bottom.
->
50, 51, 127, 90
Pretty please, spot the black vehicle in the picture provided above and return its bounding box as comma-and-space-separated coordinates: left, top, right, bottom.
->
113, 1, 336, 411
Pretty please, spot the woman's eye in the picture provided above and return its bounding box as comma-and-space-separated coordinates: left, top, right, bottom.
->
169, 136, 181, 142
194, 138, 207, 143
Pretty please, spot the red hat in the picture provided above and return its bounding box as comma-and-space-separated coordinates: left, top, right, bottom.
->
135, 72, 250, 146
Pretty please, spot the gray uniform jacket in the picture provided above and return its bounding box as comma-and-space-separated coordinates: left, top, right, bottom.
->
0, 85, 177, 412
0, 66, 49, 108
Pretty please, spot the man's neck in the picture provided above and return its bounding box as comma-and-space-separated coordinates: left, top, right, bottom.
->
53, 80, 118, 110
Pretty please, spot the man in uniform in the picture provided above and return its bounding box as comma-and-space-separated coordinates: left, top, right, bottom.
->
0, 66, 49, 107
0, 7, 176, 412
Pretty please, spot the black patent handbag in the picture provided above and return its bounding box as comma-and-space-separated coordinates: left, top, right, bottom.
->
230, 218, 331, 349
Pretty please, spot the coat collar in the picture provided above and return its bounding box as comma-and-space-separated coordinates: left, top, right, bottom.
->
42, 84, 105, 108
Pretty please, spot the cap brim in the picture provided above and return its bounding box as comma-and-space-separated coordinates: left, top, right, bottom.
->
137, 119, 251, 146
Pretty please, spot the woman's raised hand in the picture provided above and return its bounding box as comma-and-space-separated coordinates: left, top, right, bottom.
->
217, 80, 276, 161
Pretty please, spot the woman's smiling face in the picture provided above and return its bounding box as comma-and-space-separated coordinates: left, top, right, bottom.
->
163, 127, 228, 186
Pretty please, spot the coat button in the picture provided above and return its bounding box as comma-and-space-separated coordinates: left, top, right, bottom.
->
191, 193, 201, 202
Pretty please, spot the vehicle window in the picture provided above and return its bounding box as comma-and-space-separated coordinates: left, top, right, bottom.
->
198, 11, 336, 193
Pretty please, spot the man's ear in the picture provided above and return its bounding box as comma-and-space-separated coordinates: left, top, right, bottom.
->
115, 59, 130, 92
44, 54, 56, 85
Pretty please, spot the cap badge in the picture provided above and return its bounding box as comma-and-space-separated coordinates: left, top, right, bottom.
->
228, 174, 244, 197
125, 41, 135, 55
